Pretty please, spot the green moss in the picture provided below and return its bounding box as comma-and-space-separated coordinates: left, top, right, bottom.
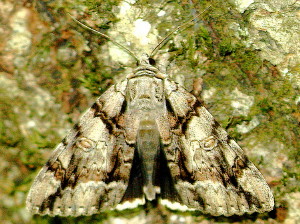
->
2, 0, 298, 223
0, 93, 24, 147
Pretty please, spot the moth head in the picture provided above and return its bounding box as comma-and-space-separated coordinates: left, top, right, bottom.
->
138, 53, 156, 66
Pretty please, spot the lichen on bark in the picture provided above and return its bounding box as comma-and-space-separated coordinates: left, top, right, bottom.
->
0, 0, 299, 223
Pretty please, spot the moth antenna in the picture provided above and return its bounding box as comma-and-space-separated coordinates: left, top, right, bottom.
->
150, 6, 211, 58
68, 13, 139, 63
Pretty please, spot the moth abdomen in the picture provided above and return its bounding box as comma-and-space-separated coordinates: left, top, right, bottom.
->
136, 118, 161, 201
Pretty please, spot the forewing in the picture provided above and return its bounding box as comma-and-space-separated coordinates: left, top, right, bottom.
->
26, 81, 141, 216
161, 79, 274, 216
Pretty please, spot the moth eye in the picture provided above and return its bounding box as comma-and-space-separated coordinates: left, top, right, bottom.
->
148, 57, 156, 65
202, 136, 218, 151
76, 137, 95, 152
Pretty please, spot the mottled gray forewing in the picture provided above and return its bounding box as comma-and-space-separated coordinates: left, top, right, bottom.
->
161, 79, 274, 216
26, 82, 137, 216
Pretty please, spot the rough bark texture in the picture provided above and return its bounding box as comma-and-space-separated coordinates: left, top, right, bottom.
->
0, 0, 299, 223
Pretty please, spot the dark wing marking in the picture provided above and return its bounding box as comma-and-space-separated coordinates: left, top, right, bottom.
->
26, 81, 144, 216
161, 79, 274, 216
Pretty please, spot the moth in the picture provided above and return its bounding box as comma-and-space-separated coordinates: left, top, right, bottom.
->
26, 16, 274, 217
